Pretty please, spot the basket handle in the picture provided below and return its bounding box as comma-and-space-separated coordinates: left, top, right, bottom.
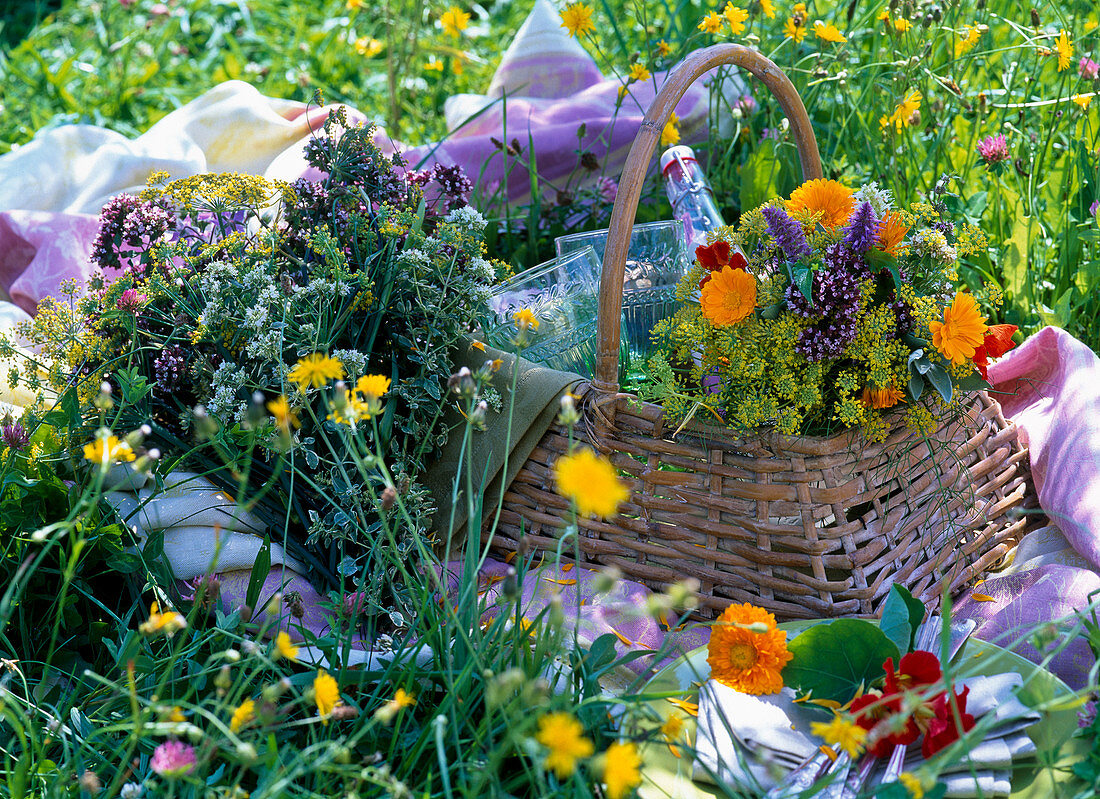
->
593, 44, 823, 392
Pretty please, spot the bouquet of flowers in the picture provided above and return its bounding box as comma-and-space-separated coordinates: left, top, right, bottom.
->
646, 178, 1018, 441
17, 107, 502, 600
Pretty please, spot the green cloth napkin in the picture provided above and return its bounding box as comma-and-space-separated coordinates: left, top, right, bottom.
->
424, 339, 582, 550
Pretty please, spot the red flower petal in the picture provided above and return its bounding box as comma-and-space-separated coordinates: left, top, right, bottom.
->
695, 241, 733, 271
898, 650, 942, 688
921, 686, 975, 758
728, 250, 748, 270
983, 324, 1018, 359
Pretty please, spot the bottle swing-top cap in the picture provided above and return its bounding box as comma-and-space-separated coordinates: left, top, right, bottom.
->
659, 145, 698, 175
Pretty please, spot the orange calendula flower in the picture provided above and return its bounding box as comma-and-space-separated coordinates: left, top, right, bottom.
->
700, 265, 756, 326
707, 602, 792, 694
861, 385, 905, 409
929, 292, 988, 365
787, 179, 855, 230
876, 211, 910, 255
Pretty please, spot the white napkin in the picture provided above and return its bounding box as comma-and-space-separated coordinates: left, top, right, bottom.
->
693, 672, 1041, 798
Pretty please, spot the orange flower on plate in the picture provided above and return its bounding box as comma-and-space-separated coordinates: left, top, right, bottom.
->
707, 602, 792, 695
929, 292, 988, 365
700, 266, 756, 326
786, 179, 855, 229
876, 211, 910, 255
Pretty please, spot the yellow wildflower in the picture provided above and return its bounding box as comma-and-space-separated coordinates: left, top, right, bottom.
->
698, 11, 723, 34
899, 772, 925, 799
536, 713, 594, 778
355, 374, 391, 399
723, 4, 748, 35
275, 631, 299, 661
628, 63, 651, 82
83, 431, 135, 466
513, 308, 539, 330
440, 5, 471, 37
783, 16, 806, 42
553, 447, 630, 519
1055, 30, 1073, 71
230, 699, 255, 733
139, 602, 187, 637
1073, 94, 1093, 109
287, 353, 344, 391
602, 742, 642, 799
313, 670, 341, 724
375, 688, 416, 724
661, 111, 681, 147
810, 713, 866, 758
813, 21, 846, 43
656, 39, 672, 56
560, 2, 596, 38
354, 36, 383, 57
346, 0, 363, 8
759, 0, 775, 18
955, 25, 981, 56
425, 58, 445, 72
266, 395, 300, 432
879, 91, 922, 132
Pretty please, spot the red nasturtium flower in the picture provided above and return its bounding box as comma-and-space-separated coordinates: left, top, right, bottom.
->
971, 323, 1018, 381
849, 649, 973, 759
696, 241, 748, 288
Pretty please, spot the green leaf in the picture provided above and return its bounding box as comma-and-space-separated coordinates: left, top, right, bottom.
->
926, 362, 953, 403
879, 584, 926, 654
792, 267, 814, 304
782, 619, 899, 705
759, 302, 783, 320
1001, 209, 1032, 299
907, 373, 924, 402
245, 535, 272, 615
954, 371, 993, 392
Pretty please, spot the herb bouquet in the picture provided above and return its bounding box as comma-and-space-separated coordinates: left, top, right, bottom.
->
646, 178, 1018, 442
18, 108, 501, 611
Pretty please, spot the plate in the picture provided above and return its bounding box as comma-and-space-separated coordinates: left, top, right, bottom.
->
630, 619, 1086, 799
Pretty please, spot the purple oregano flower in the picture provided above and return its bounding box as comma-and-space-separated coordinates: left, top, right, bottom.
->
843, 201, 879, 252
762, 205, 811, 262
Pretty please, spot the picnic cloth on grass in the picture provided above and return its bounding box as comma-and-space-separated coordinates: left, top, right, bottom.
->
0, 0, 723, 316
423, 339, 582, 547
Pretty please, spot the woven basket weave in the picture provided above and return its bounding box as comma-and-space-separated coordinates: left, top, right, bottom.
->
483, 45, 1042, 620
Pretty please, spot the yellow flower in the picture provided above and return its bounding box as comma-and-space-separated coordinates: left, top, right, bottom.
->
83, 432, 136, 466
783, 17, 806, 42
1055, 30, 1073, 71
440, 5, 471, 36
535, 713, 594, 778
955, 26, 981, 56
810, 713, 866, 757
893, 17, 912, 33
707, 602, 792, 695
266, 395, 300, 432
660, 714, 686, 757
356, 374, 391, 399
656, 39, 672, 56
313, 670, 341, 724
275, 631, 299, 661
813, 21, 846, 43
513, 308, 540, 330
879, 91, 922, 132
787, 179, 855, 230
287, 353, 345, 391
723, 4, 748, 35
425, 58, 445, 72
861, 384, 905, 410
230, 699, 255, 733
139, 602, 188, 637
661, 111, 681, 147
700, 265, 757, 326
167, 706, 186, 723
553, 447, 630, 519
628, 62, 651, 82
759, 0, 775, 18
375, 688, 416, 723
698, 11, 723, 34
1073, 93, 1093, 109
354, 36, 383, 57
346, 0, 363, 8
929, 292, 988, 365
602, 741, 642, 799
899, 772, 925, 799
560, 2, 596, 38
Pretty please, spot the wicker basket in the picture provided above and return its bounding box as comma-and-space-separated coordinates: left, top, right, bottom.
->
483, 45, 1042, 620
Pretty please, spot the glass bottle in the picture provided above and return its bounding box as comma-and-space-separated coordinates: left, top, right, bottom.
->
659, 145, 726, 250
